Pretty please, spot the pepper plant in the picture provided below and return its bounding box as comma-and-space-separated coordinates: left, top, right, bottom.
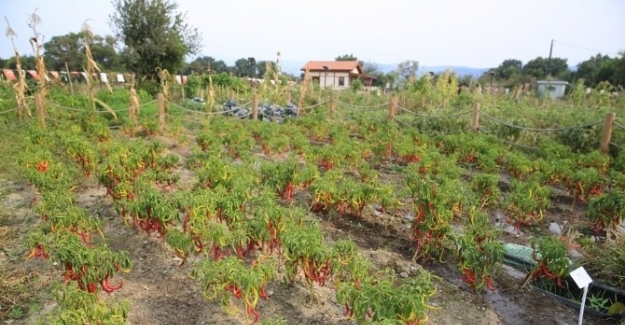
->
587, 190, 625, 237
522, 236, 571, 288
457, 210, 504, 292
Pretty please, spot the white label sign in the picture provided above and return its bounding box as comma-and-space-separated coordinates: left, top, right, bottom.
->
570, 266, 592, 289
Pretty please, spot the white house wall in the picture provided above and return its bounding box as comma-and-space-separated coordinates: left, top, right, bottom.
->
309, 71, 351, 89
537, 83, 567, 99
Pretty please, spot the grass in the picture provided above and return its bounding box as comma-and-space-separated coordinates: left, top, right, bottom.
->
582, 242, 625, 289
0, 120, 49, 322
0, 183, 47, 322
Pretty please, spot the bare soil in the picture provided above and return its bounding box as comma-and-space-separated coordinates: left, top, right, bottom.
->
0, 134, 622, 325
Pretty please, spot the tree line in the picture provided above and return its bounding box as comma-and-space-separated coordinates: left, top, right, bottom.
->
478, 54, 625, 89
0, 33, 291, 81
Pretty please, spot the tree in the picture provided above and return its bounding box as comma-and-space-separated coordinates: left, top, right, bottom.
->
335, 54, 358, 61
335, 54, 364, 68
4, 55, 37, 70
89, 35, 122, 71
232, 58, 253, 77
256, 60, 270, 78
43, 33, 83, 71
612, 52, 625, 87
110, 0, 202, 83
523, 57, 570, 80
575, 54, 617, 87
494, 59, 523, 80
184, 56, 229, 75
396, 60, 419, 86
362, 61, 380, 75
43, 32, 121, 72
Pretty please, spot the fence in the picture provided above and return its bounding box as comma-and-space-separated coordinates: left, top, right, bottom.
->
1, 91, 623, 155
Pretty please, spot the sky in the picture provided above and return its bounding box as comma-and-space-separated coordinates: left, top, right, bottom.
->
1, 0, 624, 69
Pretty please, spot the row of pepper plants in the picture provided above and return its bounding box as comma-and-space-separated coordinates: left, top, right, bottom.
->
37, 112, 439, 324
185, 121, 441, 324
153, 92, 623, 297
22, 100, 623, 323
286, 109, 623, 293
18, 123, 131, 324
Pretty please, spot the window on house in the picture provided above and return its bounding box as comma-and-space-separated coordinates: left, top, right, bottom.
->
338, 76, 345, 87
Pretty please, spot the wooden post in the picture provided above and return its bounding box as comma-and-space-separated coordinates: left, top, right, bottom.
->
471, 103, 480, 132
297, 92, 305, 117
252, 90, 258, 121
158, 93, 166, 133
329, 92, 335, 120
600, 112, 616, 154
388, 96, 397, 123
36, 93, 45, 128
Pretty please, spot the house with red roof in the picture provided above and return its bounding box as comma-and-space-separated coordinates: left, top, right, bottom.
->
1, 69, 17, 81
301, 60, 375, 90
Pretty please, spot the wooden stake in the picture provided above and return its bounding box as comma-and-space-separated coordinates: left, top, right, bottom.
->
329, 92, 335, 120
252, 90, 258, 121
600, 112, 616, 154
158, 93, 166, 133
388, 96, 397, 123
471, 103, 481, 132
36, 93, 45, 128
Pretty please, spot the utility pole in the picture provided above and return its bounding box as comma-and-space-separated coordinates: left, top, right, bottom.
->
548, 39, 554, 77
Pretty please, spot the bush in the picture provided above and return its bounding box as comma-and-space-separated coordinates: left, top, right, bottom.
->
138, 79, 160, 97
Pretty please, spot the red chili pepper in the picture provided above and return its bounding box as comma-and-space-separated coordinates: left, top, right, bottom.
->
462, 268, 475, 285
246, 304, 259, 324
485, 277, 496, 291
193, 236, 203, 253
37, 160, 48, 172
556, 277, 565, 289
259, 285, 269, 300
236, 245, 246, 259
87, 282, 97, 293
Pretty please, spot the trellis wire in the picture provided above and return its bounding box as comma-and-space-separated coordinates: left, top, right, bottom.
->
479, 111, 603, 132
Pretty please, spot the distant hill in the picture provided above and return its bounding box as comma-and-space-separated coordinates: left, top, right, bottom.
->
278, 60, 489, 78
376, 63, 488, 78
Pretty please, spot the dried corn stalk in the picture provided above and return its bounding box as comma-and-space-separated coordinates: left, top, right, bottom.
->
205, 65, 215, 112
155, 67, 171, 103
28, 11, 47, 98
297, 67, 311, 115
4, 16, 30, 117
82, 21, 116, 119
129, 85, 140, 125
272, 51, 284, 104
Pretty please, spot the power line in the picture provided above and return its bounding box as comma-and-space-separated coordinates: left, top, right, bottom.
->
553, 40, 621, 57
